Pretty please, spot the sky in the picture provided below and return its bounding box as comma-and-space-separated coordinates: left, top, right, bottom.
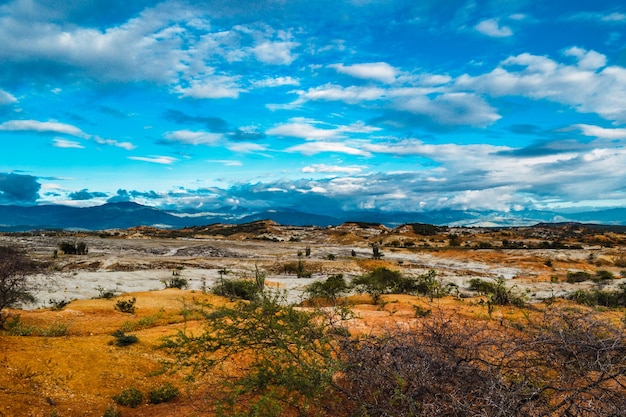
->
1, 0, 626, 216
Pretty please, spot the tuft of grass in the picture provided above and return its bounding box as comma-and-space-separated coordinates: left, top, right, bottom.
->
6, 316, 68, 337
113, 386, 143, 408
110, 330, 139, 347
148, 383, 180, 404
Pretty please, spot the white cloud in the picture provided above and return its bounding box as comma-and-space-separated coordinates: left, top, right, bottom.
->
93, 136, 136, 150
295, 84, 386, 104
575, 124, 626, 139
456, 48, 626, 123
208, 159, 243, 166
128, 155, 178, 165
563, 46, 606, 70
52, 138, 84, 149
267, 120, 340, 140
302, 164, 364, 174
602, 12, 626, 22
174, 75, 244, 99
329, 62, 398, 83
164, 130, 223, 145
252, 41, 299, 65
393, 92, 501, 127
0, 119, 88, 137
475, 19, 513, 37
0, 89, 17, 105
285, 141, 371, 156
252, 76, 300, 88
227, 142, 268, 153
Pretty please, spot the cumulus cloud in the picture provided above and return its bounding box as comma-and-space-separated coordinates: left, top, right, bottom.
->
392, 92, 501, 127
293, 84, 386, 105
267, 119, 341, 140
329, 62, 398, 83
163, 130, 223, 145
252, 76, 300, 88
456, 48, 626, 123
475, 18, 513, 37
226, 142, 268, 153
575, 124, 626, 139
252, 41, 299, 64
0, 172, 41, 203
174, 75, 244, 99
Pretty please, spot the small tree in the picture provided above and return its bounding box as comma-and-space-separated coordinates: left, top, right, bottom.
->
352, 267, 412, 304
304, 274, 349, 305
0, 246, 41, 325
162, 293, 345, 416
371, 243, 383, 260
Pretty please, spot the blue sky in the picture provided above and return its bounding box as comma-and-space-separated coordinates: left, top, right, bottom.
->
1, 0, 626, 216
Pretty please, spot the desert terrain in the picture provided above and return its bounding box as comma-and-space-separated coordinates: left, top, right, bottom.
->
1, 221, 625, 416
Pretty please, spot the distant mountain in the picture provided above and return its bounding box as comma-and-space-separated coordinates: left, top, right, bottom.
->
238, 209, 341, 226
1, 202, 626, 232
0, 202, 190, 231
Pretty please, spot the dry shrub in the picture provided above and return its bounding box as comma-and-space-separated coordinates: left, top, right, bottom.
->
334, 308, 626, 417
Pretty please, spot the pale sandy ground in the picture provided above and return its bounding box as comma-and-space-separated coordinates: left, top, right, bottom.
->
1, 234, 623, 309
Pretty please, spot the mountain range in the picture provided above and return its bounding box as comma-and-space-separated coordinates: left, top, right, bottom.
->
1, 202, 626, 232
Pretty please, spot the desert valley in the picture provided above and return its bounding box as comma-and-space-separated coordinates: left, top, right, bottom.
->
1, 220, 625, 416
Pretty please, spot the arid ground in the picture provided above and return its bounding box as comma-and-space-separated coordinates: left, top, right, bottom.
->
1, 221, 625, 416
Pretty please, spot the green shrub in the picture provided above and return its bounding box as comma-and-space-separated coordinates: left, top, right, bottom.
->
594, 270, 615, 281
110, 330, 139, 347
5, 315, 35, 335
102, 406, 121, 417
304, 274, 349, 304
352, 267, 419, 304
468, 278, 496, 294
39, 323, 69, 337
567, 284, 626, 308
213, 278, 260, 301
468, 278, 525, 307
113, 386, 143, 408
95, 286, 117, 299
566, 271, 592, 283
415, 270, 449, 300
114, 297, 136, 314
5, 316, 68, 337
161, 274, 188, 289
49, 298, 70, 311
148, 383, 180, 404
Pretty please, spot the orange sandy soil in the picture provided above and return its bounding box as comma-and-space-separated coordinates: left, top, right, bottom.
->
0, 287, 622, 417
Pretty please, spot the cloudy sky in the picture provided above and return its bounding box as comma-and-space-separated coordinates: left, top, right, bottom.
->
1, 0, 626, 215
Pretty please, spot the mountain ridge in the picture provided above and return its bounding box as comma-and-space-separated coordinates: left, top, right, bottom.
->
1, 201, 626, 231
